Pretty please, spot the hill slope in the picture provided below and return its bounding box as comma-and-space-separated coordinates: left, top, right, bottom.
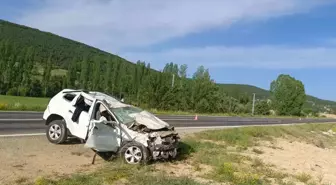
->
219, 84, 270, 99
219, 84, 336, 112
0, 19, 134, 69
1, 19, 335, 114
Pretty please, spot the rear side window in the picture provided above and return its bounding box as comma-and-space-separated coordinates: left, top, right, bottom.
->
63, 94, 76, 101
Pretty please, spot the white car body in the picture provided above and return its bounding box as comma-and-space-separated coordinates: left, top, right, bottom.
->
43, 89, 179, 163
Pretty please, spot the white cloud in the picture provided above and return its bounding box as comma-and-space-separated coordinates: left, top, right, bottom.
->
17, 0, 327, 51
120, 46, 336, 70
14, 0, 335, 70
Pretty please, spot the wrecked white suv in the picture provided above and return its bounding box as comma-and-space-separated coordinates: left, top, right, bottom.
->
42, 89, 180, 164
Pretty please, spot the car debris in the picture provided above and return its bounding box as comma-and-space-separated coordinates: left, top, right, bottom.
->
42, 89, 180, 164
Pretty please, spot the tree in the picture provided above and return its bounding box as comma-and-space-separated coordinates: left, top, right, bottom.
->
79, 56, 89, 89
42, 54, 52, 96
255, 100, 270, 115
270, 74, 306, 116
112, 59, 121, 94
191, 65, 219, 112
67, 57, 77, 88
30, 79, 42, 97
103, 59, 113, 93
92, 58, 101, 90
179, 64, 188, 78
22, 46, 35, 89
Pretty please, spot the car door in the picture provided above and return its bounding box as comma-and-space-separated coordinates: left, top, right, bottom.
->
84, 102, 121, 152
66, 93, 94, 140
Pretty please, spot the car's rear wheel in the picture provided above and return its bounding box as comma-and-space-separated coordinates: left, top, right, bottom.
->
119, 142, 149, 165
46, 119, 67, 144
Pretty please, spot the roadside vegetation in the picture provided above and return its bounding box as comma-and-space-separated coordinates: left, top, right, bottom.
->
0, 95, 326, 119
16, 123, 336, 185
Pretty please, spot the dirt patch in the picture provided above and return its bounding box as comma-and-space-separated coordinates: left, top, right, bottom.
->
252, 138, 336, 184
319, 113, 336, 119
155, 161, 226, 185
0, 136, 105, 185
200, 139, 226, 146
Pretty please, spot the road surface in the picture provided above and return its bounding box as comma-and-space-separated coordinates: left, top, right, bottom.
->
0, 111, 335, 135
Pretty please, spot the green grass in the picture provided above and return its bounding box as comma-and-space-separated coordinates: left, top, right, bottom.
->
51, 69, 68, 76
193, 123, 336, 148
0, 95, 49, 111
37, 64, 68, 77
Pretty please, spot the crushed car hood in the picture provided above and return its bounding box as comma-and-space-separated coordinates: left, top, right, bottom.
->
129, 111, 170, 130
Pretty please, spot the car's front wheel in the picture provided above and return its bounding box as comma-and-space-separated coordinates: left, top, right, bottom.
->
46, 119, 68, 144
119, 142, 149, 165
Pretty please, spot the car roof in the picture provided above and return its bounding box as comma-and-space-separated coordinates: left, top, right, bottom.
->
61, 89, 129, 108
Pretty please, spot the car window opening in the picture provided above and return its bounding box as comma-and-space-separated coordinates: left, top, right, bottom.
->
63, 93, 76, 101
94, 102, 116, 122
75, 95, 91, 112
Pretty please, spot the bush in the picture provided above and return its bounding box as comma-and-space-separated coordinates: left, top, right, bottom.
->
6, 88, 18, 96
255, 100, 270, 115
0, 103, 9, 110
18, 87, 29, 96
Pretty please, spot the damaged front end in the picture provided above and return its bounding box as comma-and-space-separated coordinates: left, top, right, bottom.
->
111, 105, 181, 161
129, 122, 180, 161
147, 129, 180, 160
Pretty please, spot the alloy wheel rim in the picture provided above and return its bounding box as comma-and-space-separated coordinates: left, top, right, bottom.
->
49, 124, 61, 140
124, 146, 142, 164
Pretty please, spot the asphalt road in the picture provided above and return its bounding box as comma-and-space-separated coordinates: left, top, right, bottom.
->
0, 111, 335, 135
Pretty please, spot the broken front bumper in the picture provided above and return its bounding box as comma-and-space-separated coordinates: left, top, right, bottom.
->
148, 133, 180, 160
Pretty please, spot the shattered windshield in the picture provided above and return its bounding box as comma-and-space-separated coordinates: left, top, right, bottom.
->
111, 106, 143, 127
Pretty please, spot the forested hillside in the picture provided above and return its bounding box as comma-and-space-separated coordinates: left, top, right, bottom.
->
219, 83, 336, 114
0, 19, 335, 116
0, 20, 134, 69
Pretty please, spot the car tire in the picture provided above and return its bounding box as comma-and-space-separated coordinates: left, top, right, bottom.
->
46, 119, 68, 144
118, 142, 150, 165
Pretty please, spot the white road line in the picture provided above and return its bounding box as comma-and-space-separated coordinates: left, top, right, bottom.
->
0, 111, 43, 113
0, 119, 43, 121
175, 123, 307, 130
162, 119, 193, 121
0, 133, 45, 137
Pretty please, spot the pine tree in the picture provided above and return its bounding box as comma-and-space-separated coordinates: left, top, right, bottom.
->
43, 54, 52, 96
79, 56, 89, 89
92, 58, 101, 90
117, 62, 126, 99
62, 76, 67, 89
0, 40, 5, 83
112, 59, 121, 94
67, 57, 77, 88
104, 59, 113, 92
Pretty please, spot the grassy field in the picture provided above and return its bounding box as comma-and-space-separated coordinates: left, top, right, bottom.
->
22, 123, 336, 185
0, 95, 49, 111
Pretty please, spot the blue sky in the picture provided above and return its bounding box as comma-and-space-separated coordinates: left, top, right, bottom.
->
1, 0, 336, 100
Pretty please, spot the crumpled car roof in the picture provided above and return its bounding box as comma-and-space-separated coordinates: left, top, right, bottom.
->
88, 91, 129, 108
